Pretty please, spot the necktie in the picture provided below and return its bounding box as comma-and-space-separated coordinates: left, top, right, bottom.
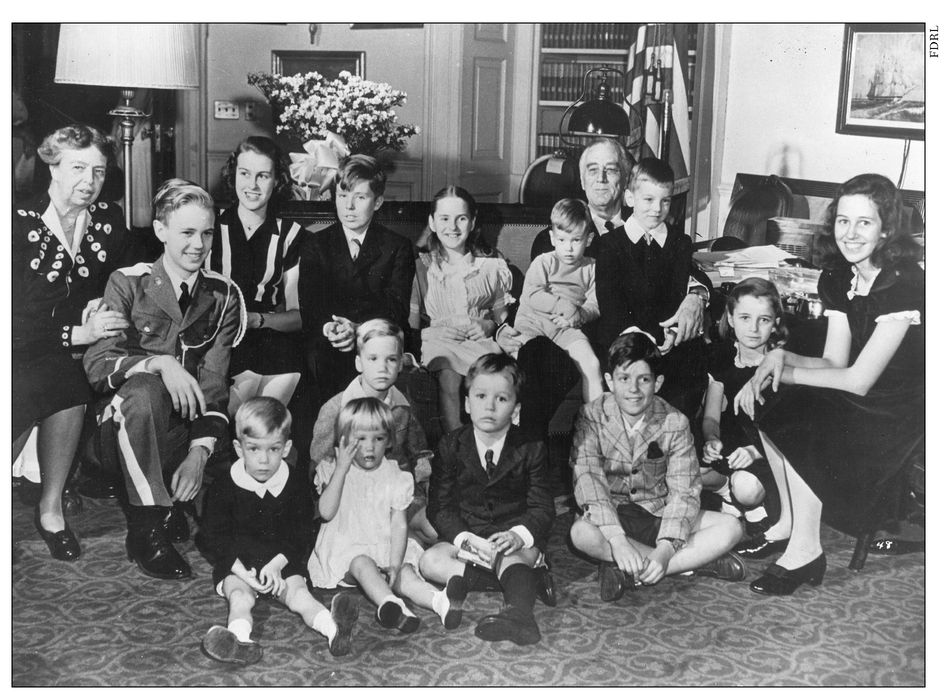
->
178, 281, 191, 315
484, 449, 496, 479
350, 237, 361, 261
604, 220, 616, 233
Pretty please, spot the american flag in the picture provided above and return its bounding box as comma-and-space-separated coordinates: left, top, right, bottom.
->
626, 23, 696, 194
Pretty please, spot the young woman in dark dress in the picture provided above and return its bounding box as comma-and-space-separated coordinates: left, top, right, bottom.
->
735, 173, 924, 595
12, 124, 129, 560
207, 137, 309, 449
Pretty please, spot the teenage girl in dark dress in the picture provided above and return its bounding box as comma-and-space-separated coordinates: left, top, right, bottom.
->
736, 174, 924, 595
207, 137, 309, 449
12, 124, 129, 560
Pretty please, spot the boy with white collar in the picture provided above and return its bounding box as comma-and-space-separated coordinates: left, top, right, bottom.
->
198, 397, 358, 665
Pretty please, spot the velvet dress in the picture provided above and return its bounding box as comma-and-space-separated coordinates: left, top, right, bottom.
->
756, 261, 924, 533
12, 195, 127, 438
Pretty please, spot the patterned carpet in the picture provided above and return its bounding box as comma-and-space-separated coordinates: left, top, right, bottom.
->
12, 494, 924, 686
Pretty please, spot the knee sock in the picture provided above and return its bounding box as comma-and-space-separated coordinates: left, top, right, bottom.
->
499, 563, 535, 615
312, 608, 337, 642
228, 618, 253, 643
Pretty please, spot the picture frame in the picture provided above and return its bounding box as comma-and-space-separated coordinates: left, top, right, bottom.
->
271, 50, 365, 79
835, 23, 925, 140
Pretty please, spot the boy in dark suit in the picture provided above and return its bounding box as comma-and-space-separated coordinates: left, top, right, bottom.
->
420, 353, 554, 646
298, 155, 415, 406
84, 179, 245, 580
570, 331, 744, 602
594, 157, 711, 419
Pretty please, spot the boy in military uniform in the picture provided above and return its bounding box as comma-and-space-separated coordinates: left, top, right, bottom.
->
84, 179, 246, 580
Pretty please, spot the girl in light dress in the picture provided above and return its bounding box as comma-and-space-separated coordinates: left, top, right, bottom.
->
309, 398, 468, 632
701, 278, 784, 553
409, 186, 513, 431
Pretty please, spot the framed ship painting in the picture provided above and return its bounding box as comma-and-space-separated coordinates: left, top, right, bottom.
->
836, 23, 925, 140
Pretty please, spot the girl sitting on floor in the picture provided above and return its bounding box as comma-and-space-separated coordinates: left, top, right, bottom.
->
309, 398, 468, 632
701, 278, 784, 553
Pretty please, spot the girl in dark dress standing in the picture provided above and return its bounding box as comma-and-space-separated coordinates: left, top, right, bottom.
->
12, 124, 129, 560
736, 173, 924, 595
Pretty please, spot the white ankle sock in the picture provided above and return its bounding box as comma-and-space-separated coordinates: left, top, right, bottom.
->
431, 589, 450, 621
312, 608, 337, 641
228, 618, 253, 643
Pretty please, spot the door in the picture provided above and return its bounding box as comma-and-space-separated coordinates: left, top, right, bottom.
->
457, 24, 518, 202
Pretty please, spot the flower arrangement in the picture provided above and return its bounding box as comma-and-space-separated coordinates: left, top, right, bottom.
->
248, 70, 420, 156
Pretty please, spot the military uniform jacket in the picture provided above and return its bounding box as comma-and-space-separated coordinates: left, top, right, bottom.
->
83, 255, 245, 443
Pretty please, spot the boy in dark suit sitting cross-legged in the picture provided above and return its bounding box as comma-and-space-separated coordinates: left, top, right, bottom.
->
419, 353, 555, 646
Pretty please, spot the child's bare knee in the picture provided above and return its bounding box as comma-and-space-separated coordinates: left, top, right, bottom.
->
228, 588, 256, 611
569, 518, 599, 552
731, 471, 764, 505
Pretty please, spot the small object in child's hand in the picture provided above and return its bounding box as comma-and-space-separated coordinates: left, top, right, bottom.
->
457, 535, 499, 571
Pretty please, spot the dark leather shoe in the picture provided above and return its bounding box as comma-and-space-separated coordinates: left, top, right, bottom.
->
535, 565, 557, 607
442, 574, 468, 630
474, 607, 541, 646
598, 562, 632, 602
869, 538, 925, 555
34, 507, 80, 561
377, 601, 420, 633
126, 515, 192, 580
201, 625, 263, 665
696, 551, 747, 581
750, 553, 826, 595
328, 592, 359, 656
735, 535, 789, 560
164, 503, 191, 543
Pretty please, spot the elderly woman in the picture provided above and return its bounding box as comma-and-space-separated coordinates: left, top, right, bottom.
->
12, 124, 129, 560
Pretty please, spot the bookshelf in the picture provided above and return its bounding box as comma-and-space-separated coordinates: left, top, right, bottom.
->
535, 23, 636, 157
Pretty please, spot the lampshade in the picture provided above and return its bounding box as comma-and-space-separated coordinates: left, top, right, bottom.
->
567, 99, 631, 137
55, 24, 199, 89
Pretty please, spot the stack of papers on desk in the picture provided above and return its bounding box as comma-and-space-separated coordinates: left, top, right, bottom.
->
693, 244, 796, 270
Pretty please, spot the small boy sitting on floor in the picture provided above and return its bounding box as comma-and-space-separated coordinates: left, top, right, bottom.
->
420, 353, 555, 646
570, 330, 745, 602
197, 397, 359, 665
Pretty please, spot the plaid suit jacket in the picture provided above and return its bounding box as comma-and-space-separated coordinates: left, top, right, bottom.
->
571, 393, 700, 545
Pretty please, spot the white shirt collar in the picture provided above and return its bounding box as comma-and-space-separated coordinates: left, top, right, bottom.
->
41, 201, 88, 260
623, 215, 668, 247
343, 227, 368, 246
230, 459, 290, 498
847, 265, 882, 300
162, 255, 200, 298
589, 210, 626, 237
340, 376, 407, 409
621, 412, 649, 439
473, 429, 507, 470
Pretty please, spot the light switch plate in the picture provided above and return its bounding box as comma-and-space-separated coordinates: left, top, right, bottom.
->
214, 101, 240, 120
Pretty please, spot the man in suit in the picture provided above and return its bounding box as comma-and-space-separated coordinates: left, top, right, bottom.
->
84, 179, 245, 580
298, 155, 415, 407
570, 332, 744, 603
499, 139, 711, 437
420, 353, 555, 645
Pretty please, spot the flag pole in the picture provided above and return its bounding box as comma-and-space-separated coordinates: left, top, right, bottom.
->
659, 88, 672, 161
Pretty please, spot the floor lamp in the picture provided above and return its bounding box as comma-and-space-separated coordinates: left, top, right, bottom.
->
54, 24, 200, 229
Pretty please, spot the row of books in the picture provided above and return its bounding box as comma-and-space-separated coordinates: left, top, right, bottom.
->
536, 133, 565, 157
539, 60, 625, 102
541, 23, 636, 50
